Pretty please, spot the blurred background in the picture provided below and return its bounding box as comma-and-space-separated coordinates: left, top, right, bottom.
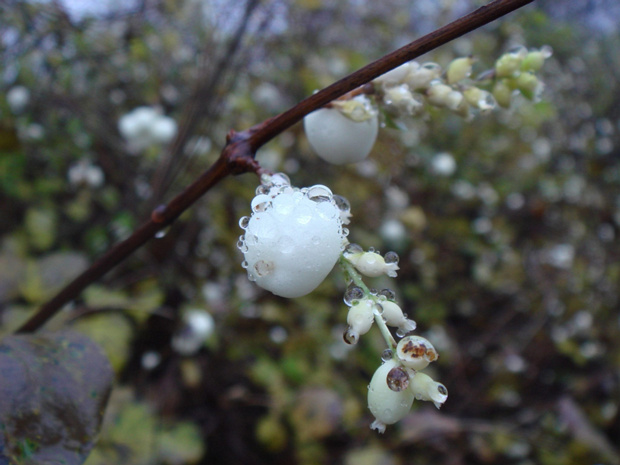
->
1, 0, 619, 464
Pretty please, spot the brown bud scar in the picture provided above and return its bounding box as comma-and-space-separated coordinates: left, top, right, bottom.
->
401, 340, 428, 358
151, 204, 167, 223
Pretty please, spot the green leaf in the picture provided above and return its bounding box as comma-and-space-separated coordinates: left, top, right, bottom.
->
0, 330, 113, 465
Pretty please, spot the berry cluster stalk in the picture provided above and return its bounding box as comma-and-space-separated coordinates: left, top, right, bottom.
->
16, 0, 534, 334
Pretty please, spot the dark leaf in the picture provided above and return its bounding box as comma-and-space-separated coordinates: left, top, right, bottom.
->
0, 331, 113, 465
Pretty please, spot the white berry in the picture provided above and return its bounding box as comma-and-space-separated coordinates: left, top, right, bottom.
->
368, 359, 415, 433
303, 96, 378, 165
239, 177, 348, 298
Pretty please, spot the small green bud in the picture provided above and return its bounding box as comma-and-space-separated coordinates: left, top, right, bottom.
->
515, 71, 541, 100
492, 79, 513, 108
520, 45, 553, 72
495, 46, 527, 78
446, 56, 474, 84
463, 87, 496, 113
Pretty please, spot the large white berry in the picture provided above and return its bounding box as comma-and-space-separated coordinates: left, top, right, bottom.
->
303, 96, 378, 165
368, 359, 415, 433
238, 176, 348, 298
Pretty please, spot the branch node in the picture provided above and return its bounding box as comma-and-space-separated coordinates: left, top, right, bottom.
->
151, 204, 168, 223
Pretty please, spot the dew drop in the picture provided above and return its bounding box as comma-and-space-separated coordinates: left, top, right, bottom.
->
387, 366, 410, 392
378, 288, 396, 301
241, 260, 249, 269
255, 184, 270, 195
239, 216, 250, 229
251, 195, 272, 212
269, 172, 291, 187
307, 184, 333, 202
343, 285, 365, 306
254, 260, 274, 277
381, 349, 393, 362
345, 243, 363, 255
395, 328, 407, 338
384, 251, 399, 264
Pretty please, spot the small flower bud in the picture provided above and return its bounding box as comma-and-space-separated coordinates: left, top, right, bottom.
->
383, 84, 423, 115
405, 62, 442, 90
374, 62, 412, 86
344, 251, 399, 278
520, 46, 552, 72
494, 46, 527, 78
463, 87, 496, 113
446, 56, 474, 84
409, 372, 448, 409
396, 335, 438, 370
345, 299, 375, 344
426, 82, 453, 107
514, 71, 541, 100
380, 300, 416, 334
492, 79, 513, 108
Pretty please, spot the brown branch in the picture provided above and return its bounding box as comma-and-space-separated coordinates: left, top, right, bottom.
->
16, 0, 534, 334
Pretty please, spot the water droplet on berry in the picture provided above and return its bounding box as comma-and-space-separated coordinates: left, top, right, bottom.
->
333, 195, 350, 212
396, 328, 407, 338
241, 260, 249, 269
307, 184, 333, 202
239, 216, 250, 229
384, 251, 399, 264
251, 195, 272, 212
254, 260, 274, 277
255, 184, 270, 195
387, 366, 410, 392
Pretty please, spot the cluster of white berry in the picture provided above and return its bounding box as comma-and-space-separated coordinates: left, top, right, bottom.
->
303, 45, 551, 166
236, 44, 550, 434
238, 173, 447, 432
118, 106, 178, 153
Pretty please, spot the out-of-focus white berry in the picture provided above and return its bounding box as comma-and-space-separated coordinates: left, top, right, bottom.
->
368, 359, 415, 433
303, 96, 378, 165
409, 372, 448, 409
238, 175, 348, 298
396, 335, 438, 370
373, 62, 412, 86
150, 116, 178, 143
344, 250, 399, 278
118, 106, 177, 152
405, 62, 442, 90
345, 299, 375, 344
171, 309, 215, 355
431, 152, 457, 176
68, 159, 105, 188
7, 86, 30, 113
380, 300, 416, 334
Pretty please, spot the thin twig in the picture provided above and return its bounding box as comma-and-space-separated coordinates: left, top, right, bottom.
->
16, 0, 534, 334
